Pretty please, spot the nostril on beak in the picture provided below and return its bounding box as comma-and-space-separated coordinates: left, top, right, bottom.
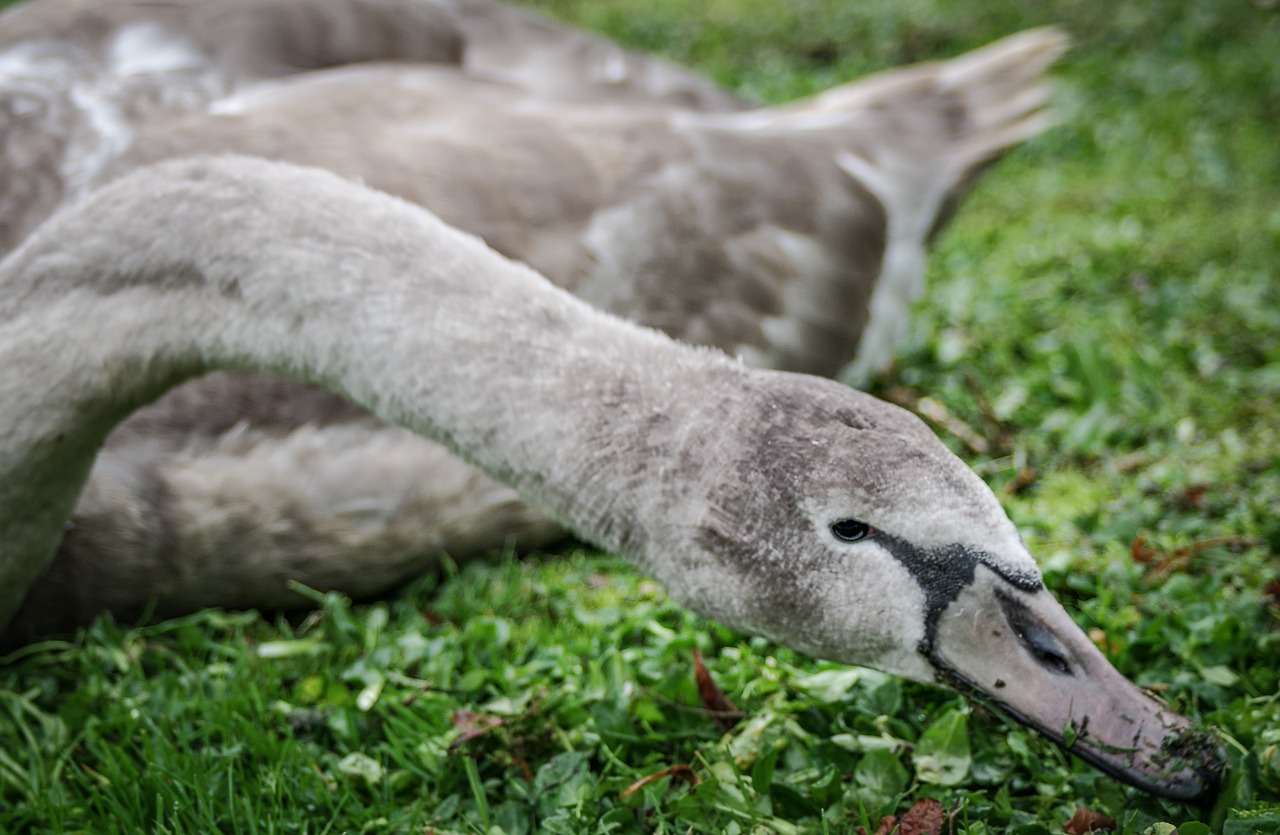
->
997, 589, 1075, 677
1030, 641, 1072, 676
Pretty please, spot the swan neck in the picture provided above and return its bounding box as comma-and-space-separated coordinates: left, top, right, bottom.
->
0, 156, 730, 628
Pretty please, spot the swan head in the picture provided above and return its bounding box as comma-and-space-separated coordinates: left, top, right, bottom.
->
651, 370, 1222, 801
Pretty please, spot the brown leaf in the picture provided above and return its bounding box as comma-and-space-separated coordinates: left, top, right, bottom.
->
883, 387, 992, 454
1130, 534, 1157, 564
1087, 627, 1118, 655
872, 799, 946, 835
619, 764, 700, 799
870, 799, 952, 835
963, 369, 1015, 454
511, 749, 534, 783
1002, 466, 1037, 497
1133, 535, 1261, 582
1177, 484, 1209, 510
915, 396, 991, 455
1063, 806, 1117, 835
447, 709, 505, 753
1177, 535, 1259, 557
895, 798, 946, 835
693, 650, 742, 732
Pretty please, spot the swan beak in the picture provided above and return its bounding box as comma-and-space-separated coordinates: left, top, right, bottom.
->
929, 566, 1225, 801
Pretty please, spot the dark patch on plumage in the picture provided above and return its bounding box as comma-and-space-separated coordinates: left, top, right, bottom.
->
688, 379, 904, 632
529, 301, 571, 335
92, 263, 207, 297
106, 371, 374, 450
692, 502, 821, 636
739, 375, 931, 486
567, 366, 727, 559
133, 461, 182, 580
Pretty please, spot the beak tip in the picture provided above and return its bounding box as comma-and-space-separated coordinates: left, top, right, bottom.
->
1073, 721, 1227, 802
1151, 725, 1228, 803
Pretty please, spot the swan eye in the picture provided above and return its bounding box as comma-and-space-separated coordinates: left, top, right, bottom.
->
830, 519, 872, 543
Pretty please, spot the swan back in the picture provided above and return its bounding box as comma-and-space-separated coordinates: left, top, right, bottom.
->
61, 28, 1065, 382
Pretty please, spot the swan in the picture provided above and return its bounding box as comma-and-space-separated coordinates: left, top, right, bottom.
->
0, 156, 1222, 801
1, 2, 1068, 639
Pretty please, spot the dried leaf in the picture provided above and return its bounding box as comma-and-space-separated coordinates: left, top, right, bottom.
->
963, 368, 1015, 453
1131, 534, 1260, 582
1130, 534, 1157, 564
885, 386, 993, 455
873, 798, 946, 835
896, 797, 946, 835
619, 764, 700, 799
916, 396, 991, 455
1002, 466, 1037, 496
1177, 484, 1209, 509
693, 650, 742, 732
447, 709, 505, 752
512, 750, 534, 783
1087, 628, 1118, 654
1063, 806, 1117, 834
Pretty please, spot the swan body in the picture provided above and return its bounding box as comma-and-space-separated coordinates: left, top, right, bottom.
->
0, 156, 1220, 800
114, 25, 1062, 380
0, 0, 741, 107
0, 0, 739, 252
3, 13, 1064, 378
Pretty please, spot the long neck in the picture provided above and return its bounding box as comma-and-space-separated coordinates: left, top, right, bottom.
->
0, 155, 736, 629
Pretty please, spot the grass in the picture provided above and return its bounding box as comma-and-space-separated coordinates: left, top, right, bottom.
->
1, 0, 1278, 831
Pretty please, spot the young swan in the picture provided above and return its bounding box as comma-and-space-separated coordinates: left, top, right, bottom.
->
0, 156, 1220, 801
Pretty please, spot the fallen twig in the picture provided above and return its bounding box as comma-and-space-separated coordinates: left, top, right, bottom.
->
619, 764, 700, 799
885, 387, 992, 455
963, 370, 1015, 453
693, 650, 743, 732
1131, 534, 1262, 582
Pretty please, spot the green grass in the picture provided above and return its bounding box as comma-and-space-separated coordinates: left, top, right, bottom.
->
2, 0, 1278, 831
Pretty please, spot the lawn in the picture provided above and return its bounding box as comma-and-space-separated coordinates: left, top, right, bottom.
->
1, 0, 1277, 832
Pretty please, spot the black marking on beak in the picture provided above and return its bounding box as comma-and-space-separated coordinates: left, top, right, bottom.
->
874, 534, 1041, 657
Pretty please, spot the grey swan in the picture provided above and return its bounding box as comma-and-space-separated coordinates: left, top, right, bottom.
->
1, 0, 1068, 638
0, 156, 1222, 800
